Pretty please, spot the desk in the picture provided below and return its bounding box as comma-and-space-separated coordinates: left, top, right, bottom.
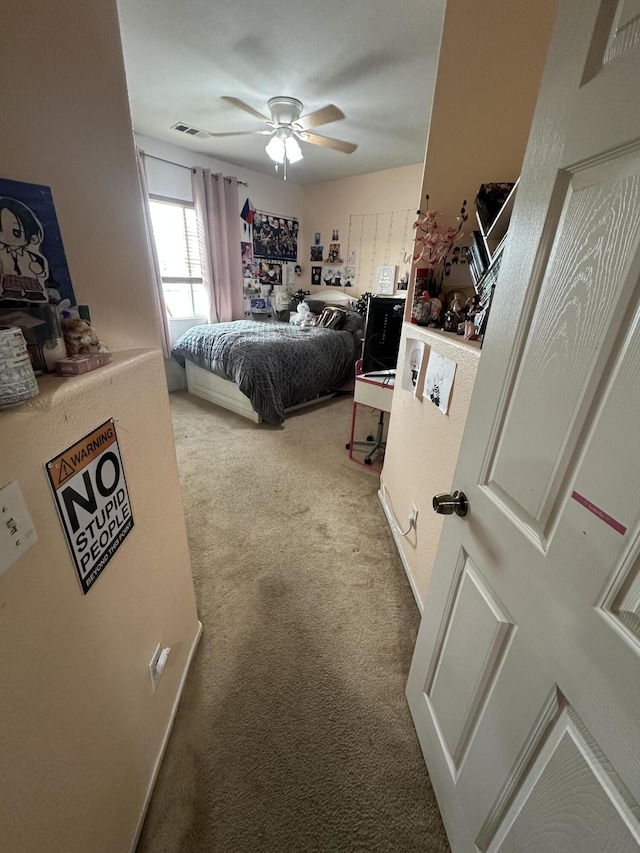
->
347, 372, 395, 471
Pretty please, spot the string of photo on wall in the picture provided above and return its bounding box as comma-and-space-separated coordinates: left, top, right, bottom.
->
308, 208, 414, 294
372, 216, 380, 292
344, 209, 413, 295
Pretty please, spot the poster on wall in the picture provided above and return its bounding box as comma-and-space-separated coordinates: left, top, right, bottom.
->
46, 420, 134, 595
0, 178, 78, 373
0, 177, 77, 310
344, 265, 356, 287
401, 339, 427, 397
258, 261, 282, 287
241, 241, 259, 286
252, 211, 299, 261
423, 350, 457, 414
322, 265, 344, 287
310, 245, 323, 261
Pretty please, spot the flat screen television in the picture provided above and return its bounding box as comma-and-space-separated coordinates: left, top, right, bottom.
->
361, 296, 404, 374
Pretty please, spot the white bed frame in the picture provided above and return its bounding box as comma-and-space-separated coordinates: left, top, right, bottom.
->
185, 289, 356, 423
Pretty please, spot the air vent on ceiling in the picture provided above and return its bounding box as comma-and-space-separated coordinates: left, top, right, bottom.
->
171, 122, 210, 139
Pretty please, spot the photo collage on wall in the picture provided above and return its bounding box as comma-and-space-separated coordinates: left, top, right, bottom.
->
0, 176, 78, 372
308, 230, 353, 287
243, 208, 299, 318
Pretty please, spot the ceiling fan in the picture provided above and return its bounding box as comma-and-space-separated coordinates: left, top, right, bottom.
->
174, 96, 357, 179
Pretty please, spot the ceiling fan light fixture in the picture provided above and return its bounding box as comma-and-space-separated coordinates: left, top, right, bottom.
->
265, 135, 285, 163
216, 96, 356, 178
285, 136, 303, 163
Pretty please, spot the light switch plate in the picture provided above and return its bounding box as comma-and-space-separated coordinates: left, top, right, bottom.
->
0, 481, 38, 576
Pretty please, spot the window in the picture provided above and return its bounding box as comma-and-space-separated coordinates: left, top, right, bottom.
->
148, 197, 208, 319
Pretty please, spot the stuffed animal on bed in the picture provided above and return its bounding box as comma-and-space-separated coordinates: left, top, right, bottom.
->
61, 317, 109, 357
290, 300, 316, 327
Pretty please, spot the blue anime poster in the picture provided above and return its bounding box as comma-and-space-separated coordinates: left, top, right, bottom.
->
0, 177, 77, 311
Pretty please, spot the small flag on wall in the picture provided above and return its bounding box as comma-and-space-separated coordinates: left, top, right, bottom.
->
241, 198, 255, 232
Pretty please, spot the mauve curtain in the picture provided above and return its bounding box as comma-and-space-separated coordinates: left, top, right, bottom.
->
192, 168, 244, 323
135, 149, 172, 358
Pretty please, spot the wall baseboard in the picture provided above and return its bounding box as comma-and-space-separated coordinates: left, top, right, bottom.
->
377, 488, 423, 614
128, 620, 203, 853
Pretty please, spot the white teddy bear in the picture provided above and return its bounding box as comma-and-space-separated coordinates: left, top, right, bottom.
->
290, 300, 314, 326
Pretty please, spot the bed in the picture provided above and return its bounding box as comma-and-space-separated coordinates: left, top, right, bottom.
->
172, 290, 362, 424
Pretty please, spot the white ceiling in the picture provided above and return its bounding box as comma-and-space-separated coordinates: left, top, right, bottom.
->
116, 0, 444, 185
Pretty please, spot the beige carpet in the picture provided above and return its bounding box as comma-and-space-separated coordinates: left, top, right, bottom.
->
136, 391, 450, 853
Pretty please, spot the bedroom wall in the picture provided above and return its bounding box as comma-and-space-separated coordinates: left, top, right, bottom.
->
0, 3, 200, 851
301, 164, 423, 297
380, 0, 558, 606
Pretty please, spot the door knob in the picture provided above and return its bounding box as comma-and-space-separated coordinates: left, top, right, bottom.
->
432, 490, 468, 517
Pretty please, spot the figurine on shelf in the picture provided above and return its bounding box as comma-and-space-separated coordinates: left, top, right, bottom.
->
443, 310, 458, 332
463, 320, 479, 341
428, 297, 443, 327
411, 290, 431, 325
465, 293, 480, 319
450, 291, 465, 314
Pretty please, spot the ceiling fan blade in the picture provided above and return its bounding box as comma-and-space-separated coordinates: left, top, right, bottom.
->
207, 129, 272, 137
221, 96, 271, 123
301, 131, 357, 154
296, 104, 344, 131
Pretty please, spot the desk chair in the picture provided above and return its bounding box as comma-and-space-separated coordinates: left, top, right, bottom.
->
346, 360, 395, 471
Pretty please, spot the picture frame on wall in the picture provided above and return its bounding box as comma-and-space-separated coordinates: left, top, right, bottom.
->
375, 265, 397, 294
396, 269, 410, 291
311, 266, 322, 286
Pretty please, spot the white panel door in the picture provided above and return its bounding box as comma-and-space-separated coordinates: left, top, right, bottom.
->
407, 2, 640, 850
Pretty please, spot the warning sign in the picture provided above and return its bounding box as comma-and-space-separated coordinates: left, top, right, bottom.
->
46, 420, 134, 594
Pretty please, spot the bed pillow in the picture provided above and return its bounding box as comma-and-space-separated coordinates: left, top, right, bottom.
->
317, 305, 347, 329
342, 310, 364, 333
305, 299, 329, 315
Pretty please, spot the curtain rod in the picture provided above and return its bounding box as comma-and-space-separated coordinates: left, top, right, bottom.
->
141, 151, 249, 186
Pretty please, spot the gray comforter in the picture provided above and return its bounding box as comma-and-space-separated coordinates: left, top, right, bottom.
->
172, 321, 356, 424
